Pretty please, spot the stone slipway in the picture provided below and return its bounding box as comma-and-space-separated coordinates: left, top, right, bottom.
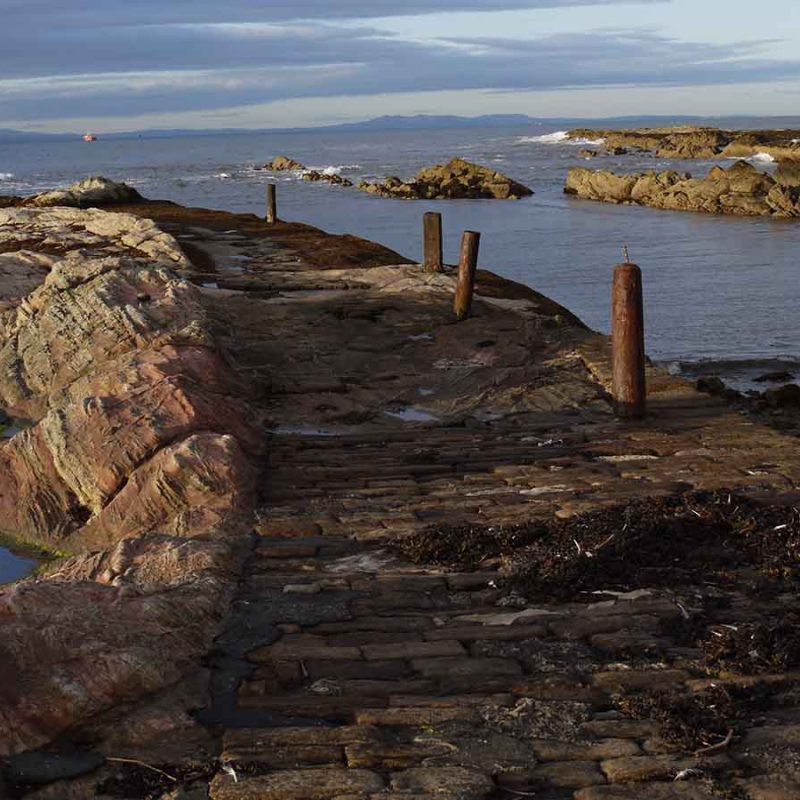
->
1, 196, 800, 798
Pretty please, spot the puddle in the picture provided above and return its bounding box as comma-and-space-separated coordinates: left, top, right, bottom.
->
407, 333, 434, 342
0, 547, 36, 585
417, 388, 435, 396
201, 282, 220, 289
385, 407, 439, 423
1, 426, 22, 439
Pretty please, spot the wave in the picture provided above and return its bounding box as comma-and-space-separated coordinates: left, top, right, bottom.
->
516, 131, 606, 147
727, 152, 776, 165
0, 172, 14, 181
517, 131, 569, 144
216, 172, 232, 179
305, 164, 362, 176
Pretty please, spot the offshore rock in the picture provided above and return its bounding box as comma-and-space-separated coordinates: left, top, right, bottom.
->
302, 170, 353, 187
565, 161, 800, 218
567, 126, 800, 161
28, 176, 144, 208
264, 155, 306, 171
359, 158, 533, 200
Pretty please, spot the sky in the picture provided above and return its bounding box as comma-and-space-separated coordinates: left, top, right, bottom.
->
3, 0, 800, 132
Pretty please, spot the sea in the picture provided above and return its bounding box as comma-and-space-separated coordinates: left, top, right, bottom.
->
1, 118, 799, 580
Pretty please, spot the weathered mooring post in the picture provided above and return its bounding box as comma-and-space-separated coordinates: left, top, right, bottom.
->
453, 231, 480, 321
266, 183, 278, 224
423, 211, 443, 272
612, 262, 646, 419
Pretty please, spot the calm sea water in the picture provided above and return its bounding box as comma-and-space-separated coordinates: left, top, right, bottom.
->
1, 120, 798, 579
3, 122, 798, 371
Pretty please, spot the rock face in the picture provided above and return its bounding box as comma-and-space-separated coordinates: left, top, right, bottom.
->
28, 176, 144, 207
359, 158, 533, 200
565, 161, 800, 218
0, 535, 237, 755
264, 155, 305, 171
567, 126, 800, 161
0, 196, 262, 756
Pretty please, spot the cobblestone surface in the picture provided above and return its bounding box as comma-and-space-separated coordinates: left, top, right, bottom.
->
121, 205, 800, 799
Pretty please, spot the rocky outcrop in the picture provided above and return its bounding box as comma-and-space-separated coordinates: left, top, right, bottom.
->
28, 177, 144, 208
0, 534, 237, 755
359, 158, 533, 200
0, 208, 262, 549
567, 126, 800, 161
565, 161, 800, 218
0, 194, 263, 758
264, 155, 305, 171
303, 170, 353, 187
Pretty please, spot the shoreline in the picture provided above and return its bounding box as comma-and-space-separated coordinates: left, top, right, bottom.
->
1, 190, 800, 797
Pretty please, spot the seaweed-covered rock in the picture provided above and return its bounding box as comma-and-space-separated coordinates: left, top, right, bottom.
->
359, 158, 533, 200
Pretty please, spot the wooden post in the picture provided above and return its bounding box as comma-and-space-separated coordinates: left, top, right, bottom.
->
453, 231, 480, 321
612, 263, 646, 419
266, 183, 277, 224
423, 212, 443, 272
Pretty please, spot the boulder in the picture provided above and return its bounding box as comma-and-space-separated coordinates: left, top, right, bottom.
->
264, 155, 305, 171
359, 158, 533, 200
565, 161, 800, 218
28, 177, 143, 208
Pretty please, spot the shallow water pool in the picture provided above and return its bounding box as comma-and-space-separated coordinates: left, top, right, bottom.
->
0, 547, 36, 585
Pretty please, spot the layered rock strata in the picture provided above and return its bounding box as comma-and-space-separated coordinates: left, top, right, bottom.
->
359, 158, 533, 200
565, 161, 800, 218
0, 203, 261, 756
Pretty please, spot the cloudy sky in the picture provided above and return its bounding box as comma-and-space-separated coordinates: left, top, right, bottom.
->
4, 0, 799, 132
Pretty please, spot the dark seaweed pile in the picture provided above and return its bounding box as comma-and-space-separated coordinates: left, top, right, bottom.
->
399, 490, 800, 601
702, 613, 800, 675
617, 684, 775, 752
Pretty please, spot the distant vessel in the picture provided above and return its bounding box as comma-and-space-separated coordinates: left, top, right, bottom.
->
83, 133, 97, 142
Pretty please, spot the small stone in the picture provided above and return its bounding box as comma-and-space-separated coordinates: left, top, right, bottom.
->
283, 582, 322, 594
355, 706, 477, 726
390, 767, 494, 799
210, 768, 384, 800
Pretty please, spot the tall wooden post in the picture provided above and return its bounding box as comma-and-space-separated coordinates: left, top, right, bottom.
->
453, 231, 480, 321
266, 183, 277, 224
612, 263, 646, 419
423, 212, 443, 272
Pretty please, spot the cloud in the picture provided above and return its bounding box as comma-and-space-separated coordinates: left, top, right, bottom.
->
1, 1, 798, 127
4, 0, 666, 27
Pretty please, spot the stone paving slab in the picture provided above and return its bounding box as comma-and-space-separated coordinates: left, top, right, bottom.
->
110, 205, 800, 799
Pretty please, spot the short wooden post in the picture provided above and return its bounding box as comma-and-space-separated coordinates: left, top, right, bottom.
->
612, 262, 646, 419
453, 231, 480, 321
423, 212, 443, 272
266, 183, 277, 224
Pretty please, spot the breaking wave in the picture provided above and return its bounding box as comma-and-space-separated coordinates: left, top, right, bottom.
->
0, 172, 14, 181
516, 131, 606, 147
305, 164, 362, 175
